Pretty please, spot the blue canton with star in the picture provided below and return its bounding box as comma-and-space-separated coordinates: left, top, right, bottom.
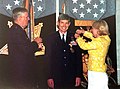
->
0, 0, 45, 19
69, 0, 106, 20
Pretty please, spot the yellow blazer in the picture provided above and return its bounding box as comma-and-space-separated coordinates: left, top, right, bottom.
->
76, 31, 111, 72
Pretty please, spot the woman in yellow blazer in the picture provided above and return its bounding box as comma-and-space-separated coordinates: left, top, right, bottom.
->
75, 20, 111, 89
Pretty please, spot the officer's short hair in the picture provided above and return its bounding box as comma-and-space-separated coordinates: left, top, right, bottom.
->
58, 14, 71, 22
12, 7, 28, 20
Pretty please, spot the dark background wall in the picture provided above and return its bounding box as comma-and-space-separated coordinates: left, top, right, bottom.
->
104, 15, 117, 84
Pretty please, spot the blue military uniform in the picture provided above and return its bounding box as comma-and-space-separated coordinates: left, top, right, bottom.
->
45, 30, 83, 89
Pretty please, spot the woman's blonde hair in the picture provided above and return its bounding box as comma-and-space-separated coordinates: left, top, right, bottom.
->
92, 20, 110, 35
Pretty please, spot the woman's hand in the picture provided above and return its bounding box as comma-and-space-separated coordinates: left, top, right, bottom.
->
76, 29, 85, 35
74, 33, 80, 39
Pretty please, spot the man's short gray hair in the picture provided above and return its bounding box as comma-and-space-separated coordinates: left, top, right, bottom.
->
12, 7, 28, 20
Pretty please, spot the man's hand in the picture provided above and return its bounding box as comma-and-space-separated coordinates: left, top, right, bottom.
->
34, 37, 43, 49
47, 79, 54, 89
75, 77, 81, 87
34, 37, 42, 44
38, 43, 43, 49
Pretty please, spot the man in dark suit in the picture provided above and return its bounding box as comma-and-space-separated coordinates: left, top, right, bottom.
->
46, 14, 83, 89
8, 7, 43, 88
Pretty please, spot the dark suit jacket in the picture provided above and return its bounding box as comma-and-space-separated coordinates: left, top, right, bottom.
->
8, 23, 39, 87
45, 30, 83, 88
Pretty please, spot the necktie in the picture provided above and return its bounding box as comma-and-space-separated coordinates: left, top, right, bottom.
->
62, 34, 65, 43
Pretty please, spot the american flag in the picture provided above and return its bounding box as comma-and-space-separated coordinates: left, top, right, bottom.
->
0, 0, 45, 19
69, 0, 106, 20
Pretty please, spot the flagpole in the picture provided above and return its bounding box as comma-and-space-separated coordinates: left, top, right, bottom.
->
30, 0, 34, 41
24, 0, 31, 39
56, 0, 59, 31
62, 0, 66, 14
24, 0, 34, 41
